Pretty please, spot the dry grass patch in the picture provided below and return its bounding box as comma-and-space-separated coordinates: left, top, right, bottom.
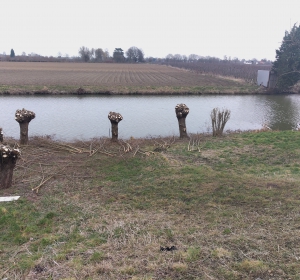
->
212, 247, 232, 258
236, 259, 268, 274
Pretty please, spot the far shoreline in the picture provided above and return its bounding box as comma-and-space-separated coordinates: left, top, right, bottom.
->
0, 85, 277, 96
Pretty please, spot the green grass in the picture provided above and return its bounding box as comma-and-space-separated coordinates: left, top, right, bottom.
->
1, 131, 300, 279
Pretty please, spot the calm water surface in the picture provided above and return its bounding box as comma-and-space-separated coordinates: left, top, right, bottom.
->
1, 94, 300, 140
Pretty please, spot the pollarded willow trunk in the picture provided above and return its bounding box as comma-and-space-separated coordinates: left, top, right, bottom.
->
0, 128, 3, 143
108, 111, 123, 141
15, 108, 35, 145
0, 145, 20, 189
175, 103, 189, 138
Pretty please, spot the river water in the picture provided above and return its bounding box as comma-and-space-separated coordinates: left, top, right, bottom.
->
1, 94, 300, 140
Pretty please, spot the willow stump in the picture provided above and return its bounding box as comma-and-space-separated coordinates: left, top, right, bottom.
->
0, 145, 20, 189
15, 108, 36, 145
0, 128, 3, 143
175, 103, 189, 138
108, 111, 123, 141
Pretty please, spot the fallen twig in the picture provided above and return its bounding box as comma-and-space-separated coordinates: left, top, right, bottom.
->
98, 150, 115, 157
32, 175, 54, 193
120, 140, 132, 153
138, 150, 155, 156
0, 265, 14, 279
89, 147, 99, 156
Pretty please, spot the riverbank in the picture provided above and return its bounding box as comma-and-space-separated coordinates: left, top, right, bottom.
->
1, 131, 300, 279
0, 84, 269, 95
0, 84, 266, 95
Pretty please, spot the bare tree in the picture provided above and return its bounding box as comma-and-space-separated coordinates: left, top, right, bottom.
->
104, 49, 110, 61
95, 48, 105, 62
210, 108, 231, 137
166, 54, 174, 62
78, 46, 91, 62
126, 46, 144, 62
108, 112, 123, 141
90, 48, 95, 60
175, 104, 189, 138
188, 54, 199, 62
0, 145, 20, 189
15, 108, 36, 145
174, 54, 183, 61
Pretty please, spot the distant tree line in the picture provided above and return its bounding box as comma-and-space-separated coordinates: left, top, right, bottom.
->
78, 47, 111, 62
162, 53, 272, 65
78, 46, 144, 63
0, 49, 81, 62
0, 54, 81, 63
157, 54, 272, 84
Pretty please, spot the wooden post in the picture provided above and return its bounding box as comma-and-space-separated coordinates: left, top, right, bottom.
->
175, 103, 189, 138
0, 145, 20, 189
108, 111, 123, 141
15, 108, 35, 145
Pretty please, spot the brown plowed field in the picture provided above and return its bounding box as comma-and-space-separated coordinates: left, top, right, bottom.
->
0, 62, 246, 88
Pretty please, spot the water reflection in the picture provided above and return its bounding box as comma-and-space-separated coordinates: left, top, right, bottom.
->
0, 94, 299, 140
261, 95, 300, 130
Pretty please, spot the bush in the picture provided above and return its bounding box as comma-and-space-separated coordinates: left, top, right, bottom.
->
210, 108, 231, 137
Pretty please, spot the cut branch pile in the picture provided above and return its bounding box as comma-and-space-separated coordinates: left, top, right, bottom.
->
120, 140, 132, 153
153, 137, 175, 152
6, 136, 179, 194
187, 137, 205, 152
45, 142, 90, 154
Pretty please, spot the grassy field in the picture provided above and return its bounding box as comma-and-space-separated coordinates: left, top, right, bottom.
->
0, 62, 261, 94
1, 131, 300, 279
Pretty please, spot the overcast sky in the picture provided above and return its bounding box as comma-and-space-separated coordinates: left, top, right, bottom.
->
1, 0, 299, 61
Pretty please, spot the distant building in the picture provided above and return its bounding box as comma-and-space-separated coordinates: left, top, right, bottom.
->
257, 70, 277, 88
